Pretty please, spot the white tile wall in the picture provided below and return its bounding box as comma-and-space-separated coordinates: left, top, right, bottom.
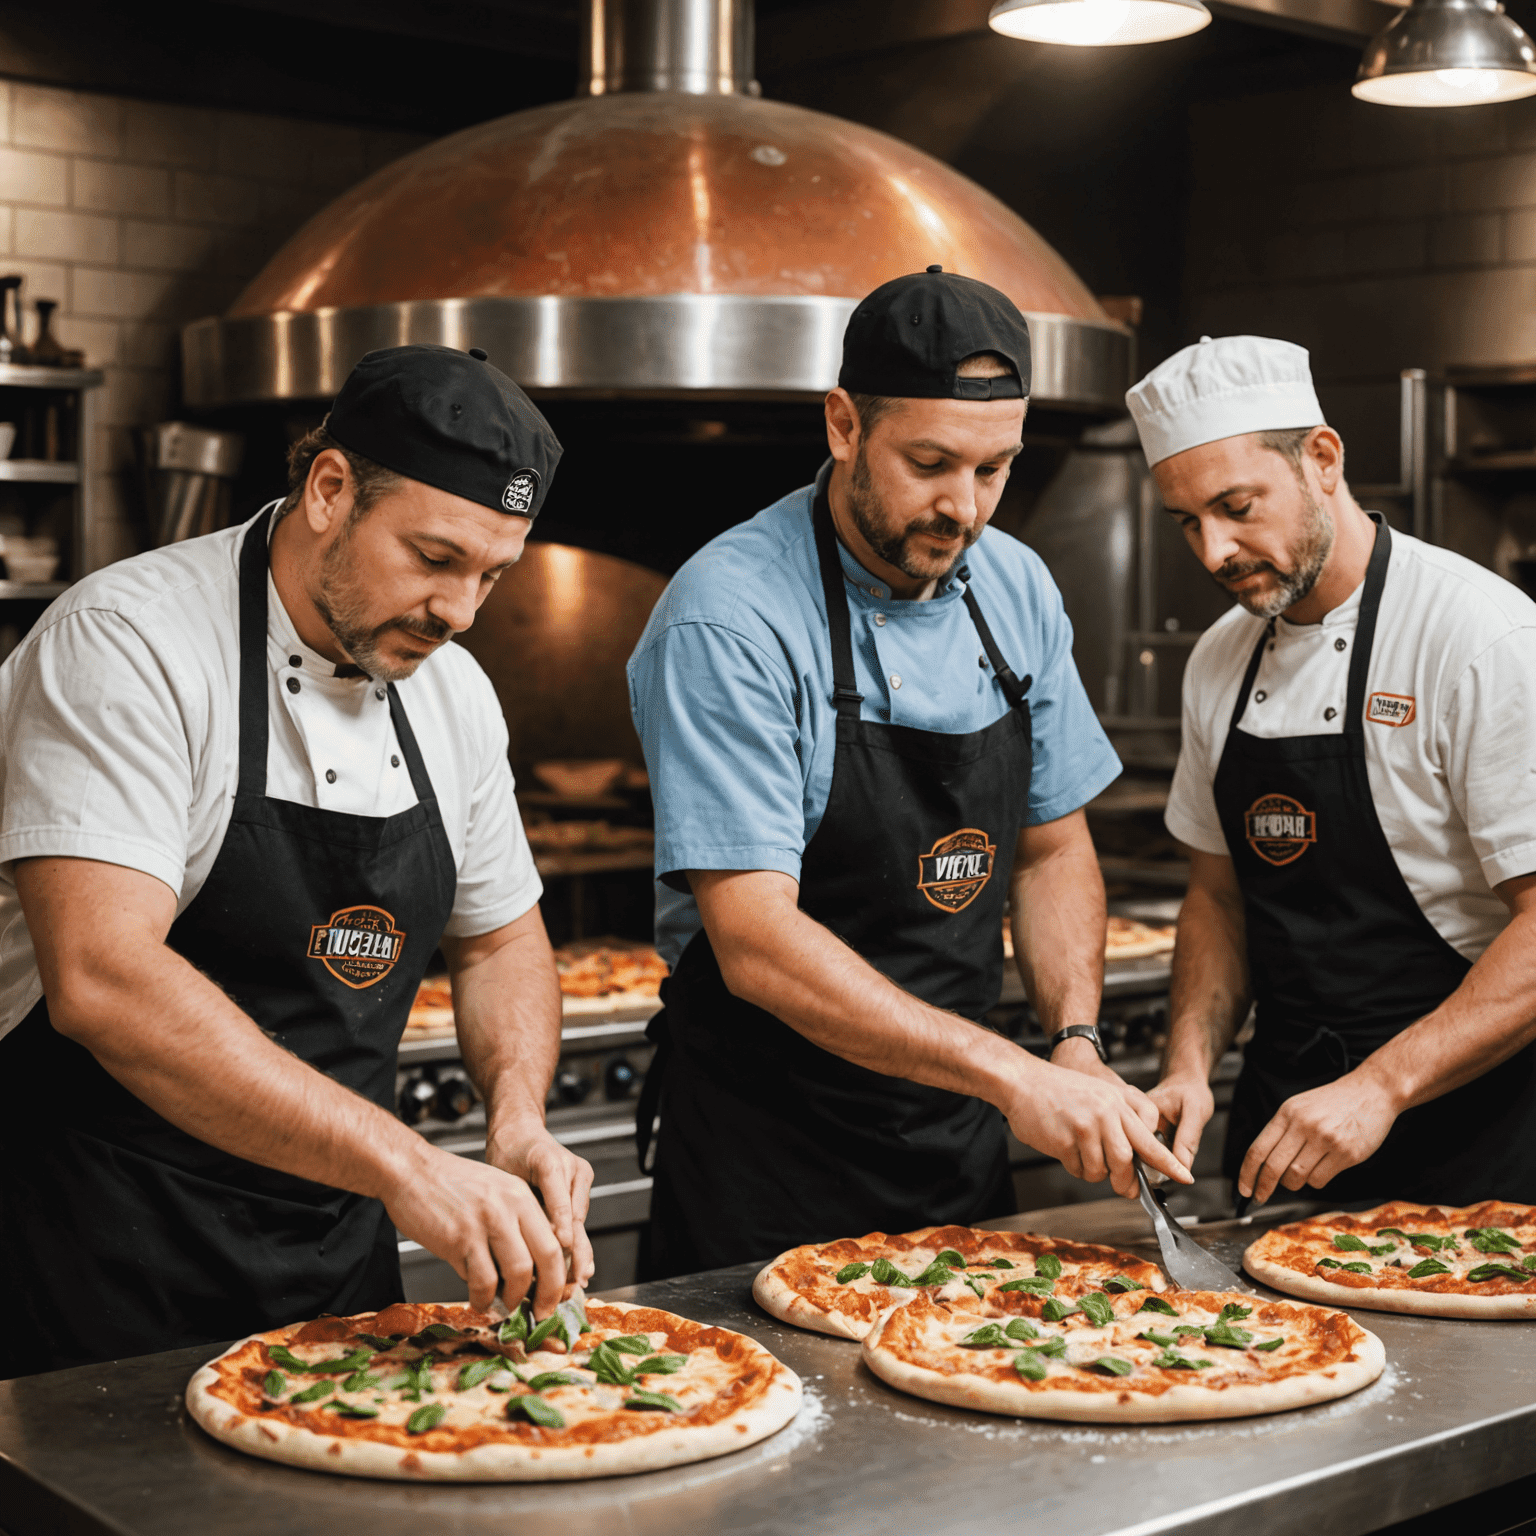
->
0, 79, 429, 564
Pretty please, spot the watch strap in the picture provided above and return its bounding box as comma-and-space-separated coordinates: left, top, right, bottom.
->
1049, 1024, 1107, 1063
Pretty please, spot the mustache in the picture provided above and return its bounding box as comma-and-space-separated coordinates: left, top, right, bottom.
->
386, 613, 452, 645
1214, 558, 1277, 584
906, 514, 976, 545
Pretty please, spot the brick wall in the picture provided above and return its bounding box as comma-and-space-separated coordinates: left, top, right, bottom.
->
0, 80, 427, 566
1184, 83, 1536, 482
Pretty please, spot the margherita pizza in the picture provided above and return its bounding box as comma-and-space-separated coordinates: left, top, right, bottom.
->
187, 1298, 800, 1481
863, 1284, 1383, 1422
1001, 916, 1175, 963
1243, 1201, 1536, 1319
753, 1226, 1166, 1341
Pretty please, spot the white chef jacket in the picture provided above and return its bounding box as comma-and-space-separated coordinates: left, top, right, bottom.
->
1166, 527, 1536, 961
0, 515, 541, 1041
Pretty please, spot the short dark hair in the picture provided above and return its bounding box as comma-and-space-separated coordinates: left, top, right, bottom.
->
1255, 427, 1315, 478
278, 420, 401, 518
848, 351, 1018, 441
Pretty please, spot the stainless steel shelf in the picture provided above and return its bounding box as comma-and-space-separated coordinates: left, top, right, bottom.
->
0, 364, 104, 389
0, 459, 78, 483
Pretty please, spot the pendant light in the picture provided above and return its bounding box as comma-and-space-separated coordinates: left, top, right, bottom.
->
1354, 0, 1536, 106
988, 0, 1210, 47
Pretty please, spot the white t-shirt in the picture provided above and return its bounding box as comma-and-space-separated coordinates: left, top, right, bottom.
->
0, 516, 541, 1040
1166, 528, 1536, 962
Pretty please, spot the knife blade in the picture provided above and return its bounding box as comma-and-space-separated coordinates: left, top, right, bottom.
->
1134, 1162, 1254, 1293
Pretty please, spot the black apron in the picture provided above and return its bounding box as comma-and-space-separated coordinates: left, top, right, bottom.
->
0, 509, 457, 1378
1216, 515, 1536, 1205
638, 488, 1032, 1279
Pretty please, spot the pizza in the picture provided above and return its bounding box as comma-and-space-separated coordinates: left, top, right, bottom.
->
404, 976, 455, 1037
556, 940, 669, 1000
862, 1284, 1383, 1423
1243, 1201, 1536, 1319
186, 1297, 800, 1481
1001, 915, 1175, 963
753, 1226, 1166, 1341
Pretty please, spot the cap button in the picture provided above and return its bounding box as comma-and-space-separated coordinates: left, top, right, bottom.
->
926, 264, 943, 273
468, 347, 488, 361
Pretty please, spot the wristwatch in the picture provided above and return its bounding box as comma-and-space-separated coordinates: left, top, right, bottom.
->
1049, 1024, 1108, 1063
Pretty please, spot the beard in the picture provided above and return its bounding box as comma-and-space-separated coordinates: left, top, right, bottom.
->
846, 442, 981, 582
313, 521, 450, 682
1215, 486, 1335, 618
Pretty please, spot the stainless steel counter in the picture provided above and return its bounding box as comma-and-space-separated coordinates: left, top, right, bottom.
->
3, 1206, 1532, 1536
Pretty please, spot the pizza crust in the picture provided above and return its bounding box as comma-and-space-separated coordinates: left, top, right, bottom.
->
1244, 1202, 1536, 1320
186, 1300, 801, 1482
862, 1289, 1384, 1424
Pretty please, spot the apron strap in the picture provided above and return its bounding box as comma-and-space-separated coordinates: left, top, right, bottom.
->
236, 508, 277, 800
386, 687, 438, 805
1345, 513, 1391, 736
957, 568, 1032, 713
1228, 619, 1275, 732
811, 487, 865, 719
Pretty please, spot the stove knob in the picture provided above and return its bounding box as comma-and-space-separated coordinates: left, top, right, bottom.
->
435, 1073, 476, 1122
604, 1057, 637, 1101
398, 1071, 438, 1125
555, 1067, 590, 1105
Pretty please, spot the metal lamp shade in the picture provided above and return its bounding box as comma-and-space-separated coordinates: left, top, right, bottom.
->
1355, 0, 1536, 106
988, 0, 1210, 46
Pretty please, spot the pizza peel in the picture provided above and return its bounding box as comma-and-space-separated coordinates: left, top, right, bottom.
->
1134, 1162, 1255, 1293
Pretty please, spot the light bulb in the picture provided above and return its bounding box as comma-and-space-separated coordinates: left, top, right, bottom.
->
989, 0, 1209, 47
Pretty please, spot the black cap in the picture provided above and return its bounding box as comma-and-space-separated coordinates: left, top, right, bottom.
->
838, 266, 1031, 402
327, 344, 561, 520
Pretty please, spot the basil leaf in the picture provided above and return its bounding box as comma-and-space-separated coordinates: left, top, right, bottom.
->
604, 1335, 654, 1356
354, 1333, 399, 1351
341, 1370, 382, 1393
526, 1313, 563, 1351
415, 1324, 463, 1343
525, 1371, 581, 1390
554, 1301, 588, 1349
330, 1403, 381, 1419
1041, 1297, 1079, 1322
979, 1259, 1015, 1270
456, 1357, 504, 1392
1332, 1233, 1370, 1252
586, 1341, 637, 1387
1405, 1233, 1450, 1251
634, 1355, 689, 1375
1172, 1325, 1205, 1336
305, 1349, 374, 1374
1078, 1292, 1115, 1328
1036, 1254, 1064, 1280
1026, 1335, 1068, 1358
960, 1323, 1010, 1349
1341, 1262, 1373, 1274
1104, 1275, 1146, 1293
1216, 1303, 1252, 1323
1375, 1228, 1410, 1242
1138, 1329, 1178, 1347
1138, 1296, 1178, 1316
1525, 1256, 1536, 1272
498, 1306, 530, 1345
262, 1370, 286, 1398
404, 1403, 445, 1434
289, 1381, 333, 1404
1407, 1258, 1451, 1279
1151, 1349, 1214, 1370
507, 1393, 566, 1428
1014, 1350, 1047, 1381
1004, 1318, 1040, 1341
933, 1250, 967, 1268
266, 1346, 312, 1373
835, 1262, 872, 1285
870, 1257, 913, 1286
625, 1389, 683, 1413
997, 1277, 1054, 1296
1203, 1322, 1253, 1349
1317, 1258, 1343, 1270
962, 1275, 987, 1299
1253, 1336, 1285, 1352
1467, 1263, 1532, 1283
1091, 1356, 1134, 1377
907, 1263, 956, 1288
1466, 1227, 1523, 1255
484, 1376, 515, 1393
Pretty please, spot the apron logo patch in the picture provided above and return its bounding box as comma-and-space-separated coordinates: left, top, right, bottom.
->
917, 828, 997, 913
501, 468, 540, 515
1243, 794, 1317, 867
308, 905, 408, 989
1367, 691, 1416, 727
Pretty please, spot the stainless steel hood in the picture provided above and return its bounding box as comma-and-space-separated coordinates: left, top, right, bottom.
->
181, 0, 1132, 411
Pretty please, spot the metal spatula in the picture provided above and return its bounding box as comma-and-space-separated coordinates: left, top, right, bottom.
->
1135, 1163, 1253, 1293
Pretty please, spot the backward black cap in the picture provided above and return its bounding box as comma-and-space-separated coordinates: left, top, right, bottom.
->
327, 344, 561, 519
838, 266, 1031, 402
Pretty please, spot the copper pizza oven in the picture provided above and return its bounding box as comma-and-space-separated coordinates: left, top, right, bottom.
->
180, 0, 1131, 413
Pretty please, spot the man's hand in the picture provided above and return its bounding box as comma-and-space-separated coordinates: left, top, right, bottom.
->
1001, 1061, 1193, 1198
1237, 1075, 1400, 1205
382, 1139, 582, 1318
487, 1121, 596, 1293
1147, 1071, 1216, 1173
1051, 1036, 1160, 1135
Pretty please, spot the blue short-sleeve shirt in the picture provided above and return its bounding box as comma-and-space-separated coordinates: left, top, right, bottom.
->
627, 466, 1121, 965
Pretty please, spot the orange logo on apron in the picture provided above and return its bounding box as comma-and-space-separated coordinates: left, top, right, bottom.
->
308, 905, 408, 988
1243, 794, 1316, 867
917, 828, 997, 912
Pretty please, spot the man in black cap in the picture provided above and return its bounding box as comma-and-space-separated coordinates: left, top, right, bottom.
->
0, 344, 591, 1377
629, 270, 1190, 1277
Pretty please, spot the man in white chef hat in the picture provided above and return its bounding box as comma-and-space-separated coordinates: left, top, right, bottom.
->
1127, 335, 1536, 1210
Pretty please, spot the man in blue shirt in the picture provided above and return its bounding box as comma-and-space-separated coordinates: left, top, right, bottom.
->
628, 268, 1189, 1277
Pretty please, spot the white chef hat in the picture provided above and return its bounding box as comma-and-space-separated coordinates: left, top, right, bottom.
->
1126, 335, 1325, 467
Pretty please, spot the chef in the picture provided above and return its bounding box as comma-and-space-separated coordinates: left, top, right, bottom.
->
0, 344, 594, 1379
628, 267, 1191, 1278
1131, 335, 1536, 1207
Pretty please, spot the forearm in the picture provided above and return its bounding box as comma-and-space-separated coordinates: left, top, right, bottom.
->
443, 909, 563, 1156
1163, 870, 1250, 1082
1009, 827, 1105, 1038
1353, 905, 1536, 1111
